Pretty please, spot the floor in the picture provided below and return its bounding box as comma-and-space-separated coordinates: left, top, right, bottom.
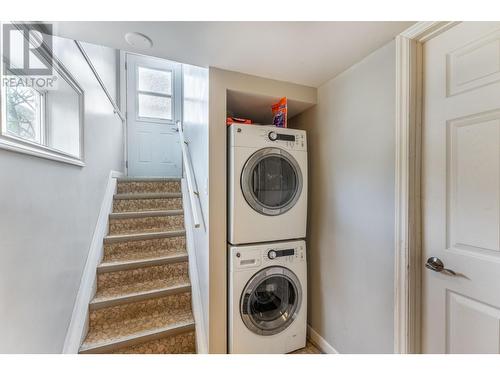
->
291, 340, 323, 354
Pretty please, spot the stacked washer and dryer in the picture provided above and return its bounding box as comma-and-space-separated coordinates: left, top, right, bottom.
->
228, 124, 308, 353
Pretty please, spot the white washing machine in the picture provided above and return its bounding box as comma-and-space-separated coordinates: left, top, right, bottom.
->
228, 240, 307, 354
228, 124, 307, 245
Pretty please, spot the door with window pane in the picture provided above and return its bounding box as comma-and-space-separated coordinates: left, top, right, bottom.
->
126, 54, 182, 177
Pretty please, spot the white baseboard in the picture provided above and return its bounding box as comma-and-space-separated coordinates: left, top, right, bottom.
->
181, 179, 208, 354
62, 170, 123, 353
307, 325, 339, 354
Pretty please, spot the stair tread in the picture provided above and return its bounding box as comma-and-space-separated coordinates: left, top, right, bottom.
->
109, 225, 184, 237
80, 316, 195, 353
98, 252, 188, 271
109, 209, 183, 219
103, 244, 187, 264
117, 177, 181, 182
91, 282, 191, 307
104, 230, 186, 243
114, 192, 182, 200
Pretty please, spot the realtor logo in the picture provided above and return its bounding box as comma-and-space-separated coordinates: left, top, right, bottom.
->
2, 23, 53, 76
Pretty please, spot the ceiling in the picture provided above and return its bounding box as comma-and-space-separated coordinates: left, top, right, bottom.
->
50, 21, 414, 87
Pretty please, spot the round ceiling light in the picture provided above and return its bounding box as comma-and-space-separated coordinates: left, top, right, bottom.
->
124, 32, 153, 49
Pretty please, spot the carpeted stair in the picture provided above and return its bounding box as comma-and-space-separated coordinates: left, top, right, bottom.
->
79, 178, 196, 354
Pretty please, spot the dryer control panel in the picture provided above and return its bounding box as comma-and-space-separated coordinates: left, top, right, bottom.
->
264, 129, 306, 150
228, 124, 307, 151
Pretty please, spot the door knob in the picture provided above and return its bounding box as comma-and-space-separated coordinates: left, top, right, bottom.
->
425, 257, 456, 276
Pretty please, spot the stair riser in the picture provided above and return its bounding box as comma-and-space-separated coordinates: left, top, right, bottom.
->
98, 255, 188, 273
112, 330, 196, 354
113, 198, 183, 213
117, 181, 181, 195
109, 215, 184, 235
90, 284, 191, 310
103, 236, 186, 263
97, 262, 189, 296
89, 292, 192, 331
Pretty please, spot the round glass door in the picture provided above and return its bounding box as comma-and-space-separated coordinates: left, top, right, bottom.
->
240, 266, 302, 336
241, 147, 303, 216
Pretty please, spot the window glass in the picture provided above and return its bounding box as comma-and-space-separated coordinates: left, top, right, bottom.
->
138, 93, 172, 120
138, 66, 172, 95
4, 86, 43, 144
251, 156, 297, 208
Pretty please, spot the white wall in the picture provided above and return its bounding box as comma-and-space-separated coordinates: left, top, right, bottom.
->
0, 36, 124, 353
46, 77, 81, 157
79, 41, 120, 103
290, 41, 396, 353
182, 63, 209, 347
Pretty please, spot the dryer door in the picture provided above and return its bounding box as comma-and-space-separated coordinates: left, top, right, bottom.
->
240, 266, 302, 336
241, 147, 303, 216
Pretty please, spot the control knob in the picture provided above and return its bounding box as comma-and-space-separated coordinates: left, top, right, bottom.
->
268, 250, 277, 260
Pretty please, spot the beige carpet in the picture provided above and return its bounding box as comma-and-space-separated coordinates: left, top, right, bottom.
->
79, 178, 196, 354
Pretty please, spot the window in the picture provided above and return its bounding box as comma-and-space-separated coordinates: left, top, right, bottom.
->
0, 31, 84, 166
136, 66, 173, 121
4, 85, 45, 144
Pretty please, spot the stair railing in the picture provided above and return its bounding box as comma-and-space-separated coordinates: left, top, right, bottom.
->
74, 41, 125, 122
177, 121, 201, 228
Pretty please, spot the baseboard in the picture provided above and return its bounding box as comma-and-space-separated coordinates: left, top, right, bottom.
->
307, 325, 339, 354
181, 179, 208, 354
62, 170, 123, 353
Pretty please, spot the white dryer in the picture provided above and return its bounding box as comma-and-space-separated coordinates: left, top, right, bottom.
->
228, 240, 307, 354
228, 125, 307, 244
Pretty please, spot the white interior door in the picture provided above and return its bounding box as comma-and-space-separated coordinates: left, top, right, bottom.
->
126, 54, 182, 177
422, 21, 500, 353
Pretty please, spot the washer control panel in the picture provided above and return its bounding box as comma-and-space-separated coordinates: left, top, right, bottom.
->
233, 242, 306, 270
267, 248, 294, 259
263, 244, 305, 264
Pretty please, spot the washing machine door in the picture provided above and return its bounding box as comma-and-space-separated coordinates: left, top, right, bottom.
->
240, 266, 302, 336
241, 147, 303, 216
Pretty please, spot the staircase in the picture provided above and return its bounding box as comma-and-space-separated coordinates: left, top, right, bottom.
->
79, 178, 196, 354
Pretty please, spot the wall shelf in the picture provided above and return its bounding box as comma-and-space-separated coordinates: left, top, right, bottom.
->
226, 89, 315, 125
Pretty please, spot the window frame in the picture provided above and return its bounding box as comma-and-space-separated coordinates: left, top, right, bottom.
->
0, 30, 85, 167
